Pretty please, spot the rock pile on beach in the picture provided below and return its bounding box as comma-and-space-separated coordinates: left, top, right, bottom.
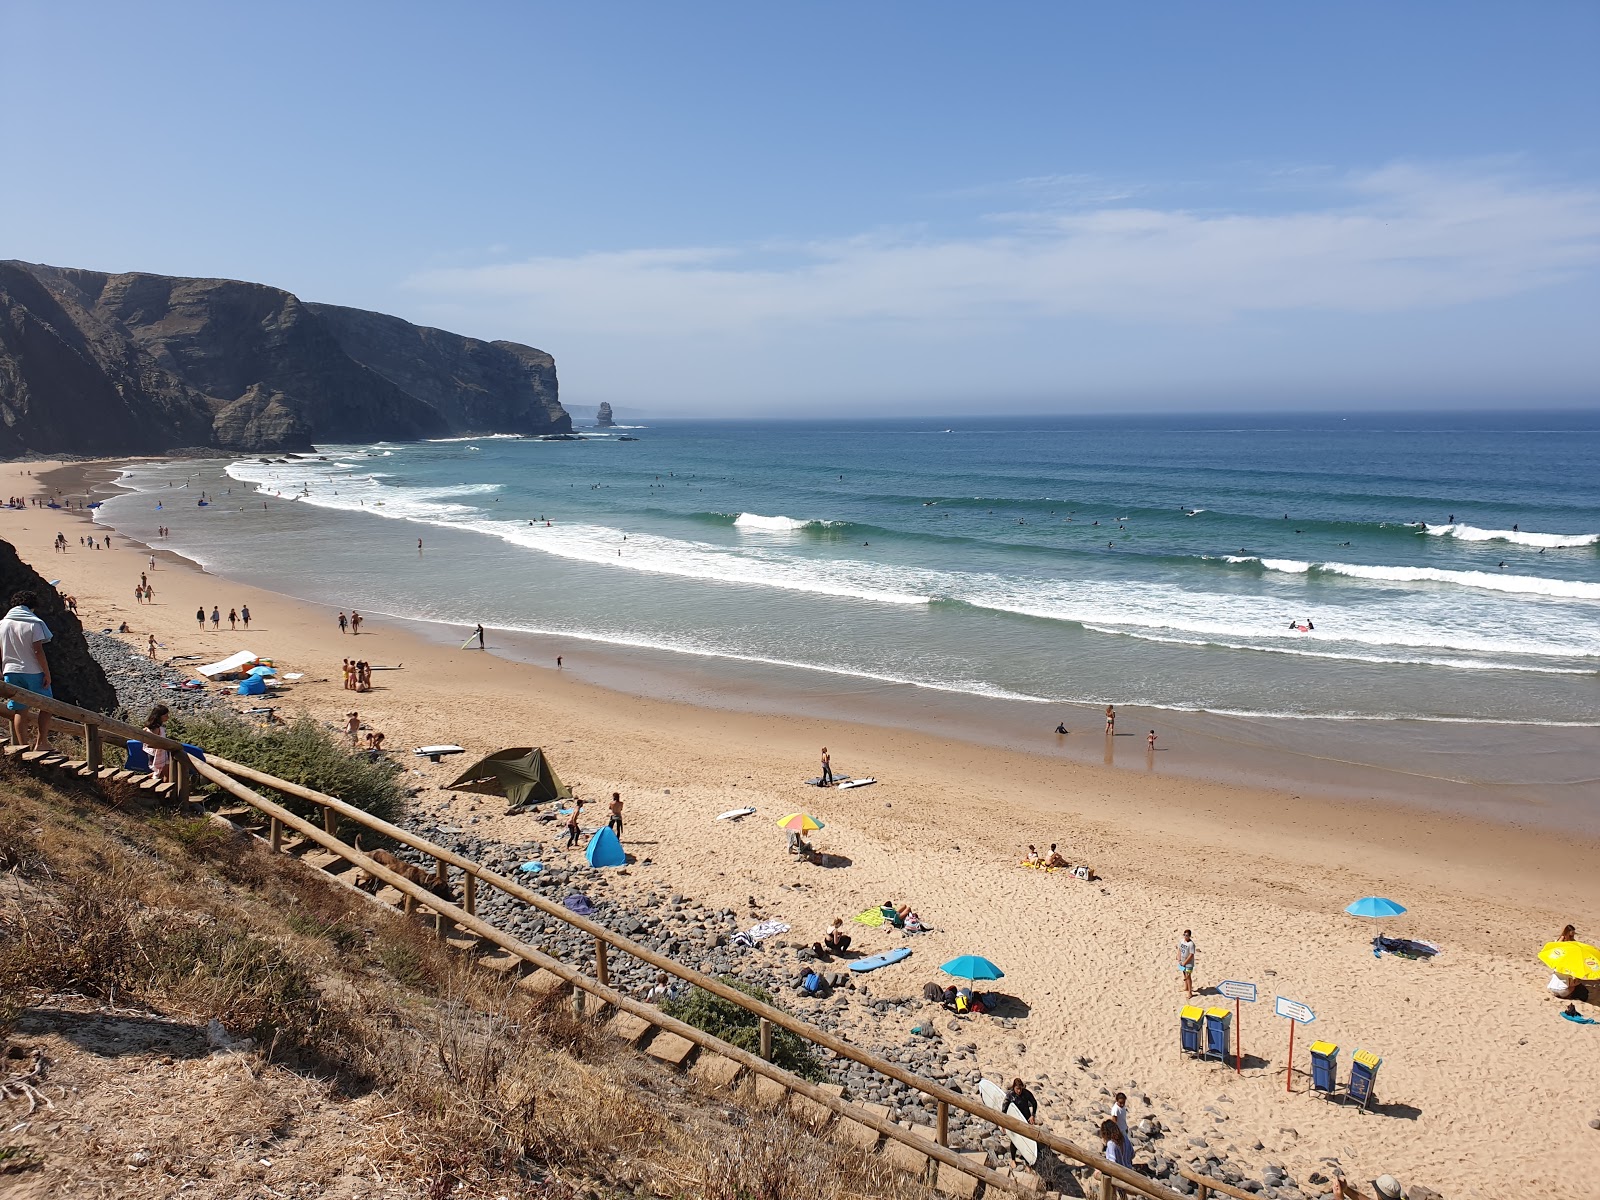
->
379, 802, 1413, 1196
84, 630, 226, 721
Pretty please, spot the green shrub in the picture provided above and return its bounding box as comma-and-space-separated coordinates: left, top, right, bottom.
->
170, 712, 406, 829
662, 977, 823, 1080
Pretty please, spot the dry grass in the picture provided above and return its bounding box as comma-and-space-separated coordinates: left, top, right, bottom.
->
0, 764, 939, 1200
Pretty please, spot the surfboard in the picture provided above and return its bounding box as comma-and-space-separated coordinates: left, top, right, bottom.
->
977, 1079, 1038, 1165
461, 635, 479, 649
836, 777, 876, 789
848, 947, 911, 973
716, 807, 757, 821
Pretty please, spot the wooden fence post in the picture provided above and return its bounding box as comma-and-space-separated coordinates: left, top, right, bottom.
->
323, 805, 337, 837
759, 1017, 773, 1060
85, 723, 101, 772
937, 1099, 949, 1146
269, 816, 282, 852
595, 937, 609, 988
173, 751, 190, 802
464, 872, 477, 916
1101, 1172, 1115, 1200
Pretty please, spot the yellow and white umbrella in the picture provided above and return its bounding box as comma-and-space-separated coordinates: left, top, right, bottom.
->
1539, 941, 1600, 981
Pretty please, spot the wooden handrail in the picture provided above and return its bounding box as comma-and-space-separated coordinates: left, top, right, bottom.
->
188, 756, 1019, 1195
0, 676, 1177, 1200
0, 681, 185, 752
1178, 1165, 1260, 1200
200, 752, 1180, 1200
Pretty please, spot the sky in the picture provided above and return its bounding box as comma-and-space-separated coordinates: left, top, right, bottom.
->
3, 2, 1598, 416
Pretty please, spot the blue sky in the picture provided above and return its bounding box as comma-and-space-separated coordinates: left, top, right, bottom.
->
3, 2, 1597, 415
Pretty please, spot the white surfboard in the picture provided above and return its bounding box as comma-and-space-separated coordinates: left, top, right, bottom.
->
717, 807, 757, 821
837, 777, 876, 789
977, 1078, 1038, 1166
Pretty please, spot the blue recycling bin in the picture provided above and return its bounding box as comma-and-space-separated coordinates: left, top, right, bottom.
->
1348, 1049, 1382, 1110
1180, 1005, 1203, 1054
1310, 1041, 1339, 1096
1203, 1007, 1232, 1062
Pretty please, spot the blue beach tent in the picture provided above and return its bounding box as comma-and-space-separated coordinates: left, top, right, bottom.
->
237, 675, 267, 696
585, 826, 626, 868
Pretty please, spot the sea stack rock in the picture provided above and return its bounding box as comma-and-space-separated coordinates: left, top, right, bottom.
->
595, 402, 616, 427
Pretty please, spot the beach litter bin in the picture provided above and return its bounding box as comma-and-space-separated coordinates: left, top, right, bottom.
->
1180, 1005, 1203, 1055
1310, 1041, 1340, 1097
1203, 1007, 1232, 1062
1348, 1049, 1382, 1110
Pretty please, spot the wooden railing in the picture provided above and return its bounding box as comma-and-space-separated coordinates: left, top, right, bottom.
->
2, 681, 1183, 1200
0, 680, 190, 799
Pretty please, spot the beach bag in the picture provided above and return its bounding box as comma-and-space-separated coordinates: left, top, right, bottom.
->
922, 982, 945, 1001
803, 972, 822, 993
954, 993, 969, 1013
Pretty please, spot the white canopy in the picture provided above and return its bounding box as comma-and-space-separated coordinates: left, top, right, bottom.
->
195, 650, 259, 679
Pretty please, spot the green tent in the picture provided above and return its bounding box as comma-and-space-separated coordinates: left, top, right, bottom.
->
445, 747, 572, 811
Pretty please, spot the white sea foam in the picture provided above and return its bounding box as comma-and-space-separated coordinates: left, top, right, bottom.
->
220, 456, 1600, 664
1424, 522, 1599, 549
1229, 555, 1600, 599
734, 512, 812, 531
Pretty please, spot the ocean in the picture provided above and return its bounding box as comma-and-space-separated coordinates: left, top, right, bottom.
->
99, 411, 1599, 734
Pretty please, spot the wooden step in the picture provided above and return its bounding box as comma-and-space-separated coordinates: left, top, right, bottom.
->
2, 743, 28, 759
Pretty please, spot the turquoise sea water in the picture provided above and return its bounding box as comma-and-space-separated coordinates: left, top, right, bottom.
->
102, 412, 1600, 727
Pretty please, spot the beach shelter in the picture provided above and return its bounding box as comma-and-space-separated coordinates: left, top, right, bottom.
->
585, 826, 626, 868
940, 954, 1006, 983
1346, 897, 1407, 918
237, 675, 267, 696
196, 649, 259, 679
444, 747, 571, 809
1539, 941, 1600, 981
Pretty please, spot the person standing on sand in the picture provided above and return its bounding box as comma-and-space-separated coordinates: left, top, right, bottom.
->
2, 591, 54, 751
210, 606, 220, 629
820, 746, 833, 786
608, 792, 623, 839
195, 606, 205, 630
1178, 930, 1197, 997
148, 634, 158, 661
145, 582, 154, 603
241, 604, 250, 628
1105, 705, 1116, 734
1147, 730, 1157, 751
350, 610, 362, 635
556, 655, 562, 668
566, 801, 583, 849
345, 711, 360, 747
475, 623, 485, 649
228, 608, 238, 630
338, 611, 348, 634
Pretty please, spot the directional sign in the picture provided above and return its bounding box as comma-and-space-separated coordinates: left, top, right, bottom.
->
1274, 996, 1315, 1024
1218, 980, 1257, 1002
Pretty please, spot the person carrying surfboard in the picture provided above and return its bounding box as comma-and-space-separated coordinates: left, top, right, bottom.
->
1006, 1079, 1041, 1125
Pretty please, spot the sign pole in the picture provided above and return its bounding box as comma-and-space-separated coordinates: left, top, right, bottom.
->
1286, 1018, 1295, 1093
1235, 998, 1242, 1074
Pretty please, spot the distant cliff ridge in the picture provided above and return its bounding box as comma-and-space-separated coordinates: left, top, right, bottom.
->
0, 261, 568, 456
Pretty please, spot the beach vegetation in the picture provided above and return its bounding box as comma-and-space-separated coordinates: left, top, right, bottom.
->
663, 977, 825, 1080
168, 711, 406, 829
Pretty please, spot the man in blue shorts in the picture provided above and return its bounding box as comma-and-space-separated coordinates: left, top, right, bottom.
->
1, 590, 53, 750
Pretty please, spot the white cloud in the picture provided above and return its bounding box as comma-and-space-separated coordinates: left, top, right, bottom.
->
408, 163, 1600, 338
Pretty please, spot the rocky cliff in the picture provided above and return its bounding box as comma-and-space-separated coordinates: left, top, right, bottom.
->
0, 539, 116, 713
0, 261, 568, 456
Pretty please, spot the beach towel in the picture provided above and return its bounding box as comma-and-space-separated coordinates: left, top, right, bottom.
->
747, 920, 790, 942
853, 907, 886, 927
563, 893, 597, 916
1561, 1011, 1597, 1025
1373, 936, 1440, 960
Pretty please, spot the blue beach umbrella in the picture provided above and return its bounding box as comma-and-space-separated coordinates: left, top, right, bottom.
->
940, 954, 1006, 982
1345, 897, 1407, 918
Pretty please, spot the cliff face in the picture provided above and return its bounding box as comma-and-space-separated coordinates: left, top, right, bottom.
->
0, 261, 567, 455
0, 539, 117, 713
307, 304, 567, 437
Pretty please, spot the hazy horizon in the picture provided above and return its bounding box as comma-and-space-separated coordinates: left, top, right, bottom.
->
3, 3, 1596, 414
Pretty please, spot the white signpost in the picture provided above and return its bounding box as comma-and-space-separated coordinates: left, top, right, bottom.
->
1217, 981, 1257, 1073
1274, 996, 1316, 1092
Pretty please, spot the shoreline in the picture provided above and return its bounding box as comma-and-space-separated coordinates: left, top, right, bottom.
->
15, 456, 1600, 1198
68, 455, 1600, 837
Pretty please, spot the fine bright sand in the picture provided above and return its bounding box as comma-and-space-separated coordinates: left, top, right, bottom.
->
16, 461, 1599, 1199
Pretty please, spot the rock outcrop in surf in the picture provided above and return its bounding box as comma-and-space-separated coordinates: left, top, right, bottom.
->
0, 260, 569, 456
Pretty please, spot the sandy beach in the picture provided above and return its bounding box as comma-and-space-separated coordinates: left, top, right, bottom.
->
13, 459, 1598, 1198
